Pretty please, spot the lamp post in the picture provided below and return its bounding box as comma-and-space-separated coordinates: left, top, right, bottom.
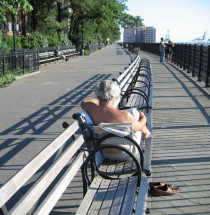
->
12, 10, 16, 51
12, 7, 17, 69
82, 21, 84, 56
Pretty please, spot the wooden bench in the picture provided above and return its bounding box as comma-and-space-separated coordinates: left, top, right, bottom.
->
0, 56, 152, 215
39, 48, 80, 65
118, 58, 153, 176
0, 118, 147, 215
71, 56, 153, 214
0, 122, 88, 214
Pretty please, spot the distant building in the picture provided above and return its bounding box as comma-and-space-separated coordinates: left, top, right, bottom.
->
3, 9, 31, 36
123, 28, 136, 43
124, 26, 156, 43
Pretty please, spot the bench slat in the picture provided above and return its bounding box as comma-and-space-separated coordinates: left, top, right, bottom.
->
98, 179, 119, 215
75, 178, 102, 215
34, 151, 88, 215
87, 179, 111, 215
109, 178, 130, 215
135, 176, 149, 215
121, 176, 138, 214
0, 121, 79, 208
9, 135, 85, 214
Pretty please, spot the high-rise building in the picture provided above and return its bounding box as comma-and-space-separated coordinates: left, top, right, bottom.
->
123, 28, 136, 43
124, 26, 156, 43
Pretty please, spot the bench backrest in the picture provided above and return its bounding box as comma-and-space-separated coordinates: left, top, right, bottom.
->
113, 55, 141, 101
72, 111, 104, 166
0, 122, 87, 215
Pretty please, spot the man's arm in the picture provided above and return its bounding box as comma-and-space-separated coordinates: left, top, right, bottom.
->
80, 98, 99, 111
125, 111, 147, 132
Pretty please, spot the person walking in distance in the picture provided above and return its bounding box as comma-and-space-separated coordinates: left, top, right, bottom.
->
159, 37, 166, 64
166, 40, 174, 63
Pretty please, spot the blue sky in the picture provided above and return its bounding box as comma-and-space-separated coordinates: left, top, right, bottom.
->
121, 0, 210, 42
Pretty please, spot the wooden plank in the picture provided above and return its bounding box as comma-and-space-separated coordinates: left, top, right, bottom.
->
123, 160, 133, 174
121, 176, 138, 215
8, 135, 85, 215
135, 177, 149, 215
75, 178, 102, 215
87, 179, 111, 215
98, 180, 119, 215
106, 162, 117, 175
33, 151, 88, 215
115, 161, 125, 175
143, 75, 153, 173
0, 121, 80, 208
109, 178, 129, 215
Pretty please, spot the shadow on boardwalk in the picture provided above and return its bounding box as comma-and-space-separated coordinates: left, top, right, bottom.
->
141, 51, 210, 215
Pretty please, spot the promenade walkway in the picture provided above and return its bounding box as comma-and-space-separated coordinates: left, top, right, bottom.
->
0, 44, 210, 214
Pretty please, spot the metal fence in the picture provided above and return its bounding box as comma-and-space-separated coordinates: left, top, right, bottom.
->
89, 43, 105, 54
0, 44, 104, 77
123, 43, 210, 87
0, 50, 39, 77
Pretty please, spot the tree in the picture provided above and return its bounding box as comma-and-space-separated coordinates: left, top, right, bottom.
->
0, 0, 32, 23
119, 13, 144, 28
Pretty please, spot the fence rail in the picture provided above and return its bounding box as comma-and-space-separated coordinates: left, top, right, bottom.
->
123, 43, 210, 87
0, 50, 39, 77
0, 44, 106, 78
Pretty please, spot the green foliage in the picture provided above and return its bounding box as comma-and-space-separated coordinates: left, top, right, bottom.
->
1, 0, 143, 52
68, 0, 140, 48
0, 32, 22, 51
84, 49, 89, 55
21, 31, 48, 49
119, 13, 144, 28
0, 68, 28, 87
0, 73, 16, 86
0, 0, 32, 24
58, 32, 71, 46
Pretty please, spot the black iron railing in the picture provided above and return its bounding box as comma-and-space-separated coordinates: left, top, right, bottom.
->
0, 50, 39, 77
123, 42, 210, 87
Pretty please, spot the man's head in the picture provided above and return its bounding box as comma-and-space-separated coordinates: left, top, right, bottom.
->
161, 37, 164, 41
94, 80, 121, 101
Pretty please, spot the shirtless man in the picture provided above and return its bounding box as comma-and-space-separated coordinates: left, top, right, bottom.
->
80, 80, 151, 139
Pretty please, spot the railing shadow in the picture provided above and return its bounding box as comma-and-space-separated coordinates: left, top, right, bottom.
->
0, 73, 112, 184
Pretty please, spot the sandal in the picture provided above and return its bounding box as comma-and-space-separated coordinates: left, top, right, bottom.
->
150, 184, 179, 196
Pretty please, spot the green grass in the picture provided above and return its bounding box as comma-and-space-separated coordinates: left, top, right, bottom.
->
0, 70, 29, 87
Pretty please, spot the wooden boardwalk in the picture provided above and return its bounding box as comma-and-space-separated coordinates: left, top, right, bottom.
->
0, 45, 210, 214
140, 51, 210, 215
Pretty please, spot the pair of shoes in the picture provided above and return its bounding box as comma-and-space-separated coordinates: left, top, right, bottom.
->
150, 183, 179, 196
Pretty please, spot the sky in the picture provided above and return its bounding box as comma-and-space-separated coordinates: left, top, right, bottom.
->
121, 0, 210, 43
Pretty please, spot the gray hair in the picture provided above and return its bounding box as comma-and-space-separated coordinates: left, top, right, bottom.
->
94, 80, 121, 101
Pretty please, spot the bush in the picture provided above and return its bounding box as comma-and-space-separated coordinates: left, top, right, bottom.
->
0, 68, 28, 87
0, 32, 22, 52
0, 73, 16, 86
59, 32, 71, 46
22, 31, 48, 49
84, 49, 89, 55
46, 33, 60, 47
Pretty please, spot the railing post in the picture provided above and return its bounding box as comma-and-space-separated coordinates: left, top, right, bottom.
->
183, 44, 187, 70
205, 45, 210, 87
187, 44, 191, 73
3, 52, 5, 75
37, 49, 40, 71
23, 50, 25, 74
192, 44, 196, 77
198, 45, 203, 81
